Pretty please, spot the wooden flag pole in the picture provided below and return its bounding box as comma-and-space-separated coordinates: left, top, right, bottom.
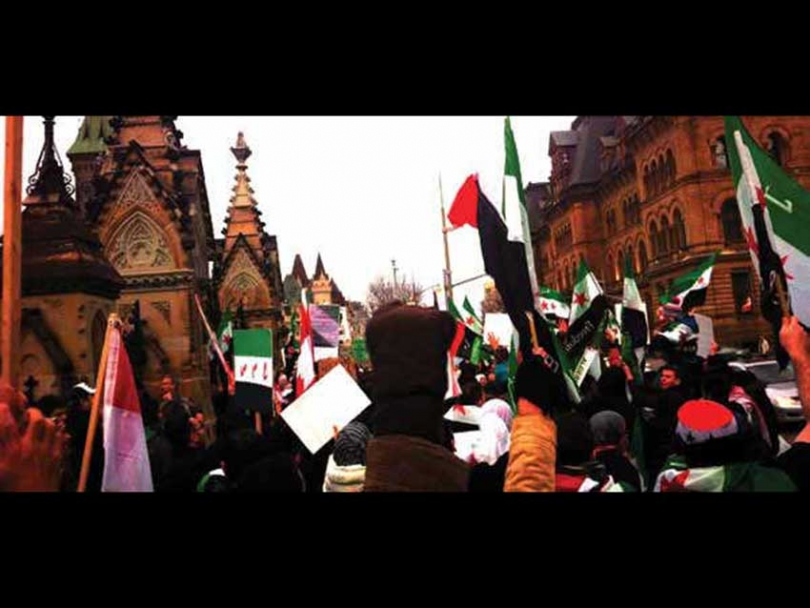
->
1, 116, 23, 389
78, 314, 118, 492
194, 293, 235, 395
525, 312, 539, 350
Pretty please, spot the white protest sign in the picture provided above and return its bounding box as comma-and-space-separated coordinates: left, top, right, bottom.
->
444, 405, 482, 426
694, 313, 714, 358
281, 364, 371, 454
453, 430, 482, 463
483, 313, 514, 349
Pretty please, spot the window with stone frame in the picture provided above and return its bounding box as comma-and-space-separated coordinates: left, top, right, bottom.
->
713, 136, 729, 169
766, 132, 787, 167
638, 241, 649, 274
672, 208, 687, 250
721, 198, 745, 244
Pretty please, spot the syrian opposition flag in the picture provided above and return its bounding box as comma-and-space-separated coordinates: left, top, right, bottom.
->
726, 116, 810, 365
621, 258, 649, 349
447, 298, 483, 363
101, 324, 152, 492
217, 309, 234, 353
538, 286, 570, 319
296, 299, 316, 396
462, 296, 485, 335
234, 329, 274, 413
569, 260, 604, 325
654, 457, 794, 492
503, 117, 541, 309
660, 253, 717, 312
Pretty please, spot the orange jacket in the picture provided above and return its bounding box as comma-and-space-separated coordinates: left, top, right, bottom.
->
504, 402, 557, 492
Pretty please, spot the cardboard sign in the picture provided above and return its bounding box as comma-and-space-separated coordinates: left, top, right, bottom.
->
694, 313, 714, 358
280, 364, 371, 454
483, 313, 514, 349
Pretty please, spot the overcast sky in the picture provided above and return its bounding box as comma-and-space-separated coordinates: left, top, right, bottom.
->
0, 115, 575, 312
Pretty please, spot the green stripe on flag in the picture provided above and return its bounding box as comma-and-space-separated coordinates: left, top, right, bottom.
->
233, 329, 273, 358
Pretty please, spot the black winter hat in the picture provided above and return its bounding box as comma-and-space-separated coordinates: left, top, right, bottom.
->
333, 421, 372, 466
365, 302, 457, 401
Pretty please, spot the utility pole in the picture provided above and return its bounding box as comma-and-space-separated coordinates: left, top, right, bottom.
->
439, 174, 453, 308
2, 116, 23, 389
391, 259, 398, 288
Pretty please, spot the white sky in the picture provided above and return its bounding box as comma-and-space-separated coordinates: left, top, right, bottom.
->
0, 115, 575, 313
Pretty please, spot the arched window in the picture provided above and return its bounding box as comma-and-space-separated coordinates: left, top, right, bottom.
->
766, 132, 787, 167
660, 216, 671, 254
666, 149, 676, 187
617, 251, 625, 282
570, 262, 577, 288
721, 198, 744, 243
622, 199, 629, 228
563, 262, 570, 291
638, 241, 648, 274
649, 221, 658, 258
673, 208, 687, 250
650, 159, 659, 196
626, 245, 634, 275
713, 136, 728, 169
606, 209, 616, 235
606, 254, 614, 285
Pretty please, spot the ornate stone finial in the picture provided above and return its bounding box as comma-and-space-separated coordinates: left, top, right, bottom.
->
25, 116, 75, 205
231, 131, 252, 164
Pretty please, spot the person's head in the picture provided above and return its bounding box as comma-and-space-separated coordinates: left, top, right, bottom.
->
333, 421, 372, 467
659, 365, 681, 391
277, 373, 289, 389
71, 383, 96, 411
460, 381, 484, 406
365, 302, 457, 402
589, 410, 627, 450
161, 401, 192, 450
556, 411, 594, 466
160, 375, 177, 401
673, 399, 751, 467
607, 347, 623, 368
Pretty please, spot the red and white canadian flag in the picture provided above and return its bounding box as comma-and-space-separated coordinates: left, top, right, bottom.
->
101, 324, 153, 492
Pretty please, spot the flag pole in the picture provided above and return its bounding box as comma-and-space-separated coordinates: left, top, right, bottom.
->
2, 116, 24, 389
78, 314, 118, 492
525, 312, 539, 350
194, 293, 235, 395
440, 174, 454, 308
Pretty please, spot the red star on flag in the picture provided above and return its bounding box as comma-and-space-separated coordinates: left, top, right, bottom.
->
755, 186, 767, 209
697, 276, 705, 286
574, 292, 589, 306
672, 296, 681, 305
660, 470, 690, 492
781, 255, 795, 281
466, 316, 476, 326
541, 300, 549, 311
746, 227, 760, 257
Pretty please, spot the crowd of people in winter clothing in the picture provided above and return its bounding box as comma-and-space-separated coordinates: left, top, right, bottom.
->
2, 301, 810, 493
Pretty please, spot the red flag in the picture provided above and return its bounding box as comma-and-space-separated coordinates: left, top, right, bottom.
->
447, 174, 480, 228
296, 301, 316, 396
101, 325, 153, 492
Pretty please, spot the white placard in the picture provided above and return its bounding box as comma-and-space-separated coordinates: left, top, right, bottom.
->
314, 346, 339, 362
694, 313, 714, 358
453, 430, 483, 463
444, 405, 482, 426
281, 364, 371, 454
483, 313, 514, 349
